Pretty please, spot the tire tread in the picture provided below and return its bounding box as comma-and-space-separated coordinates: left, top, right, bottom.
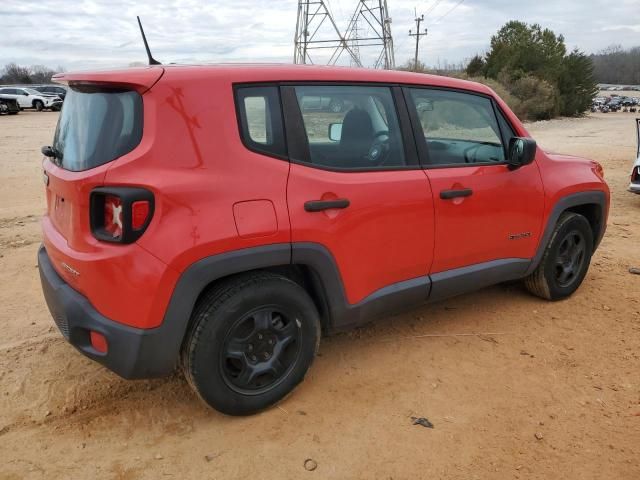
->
524, 212, 589, 300
181, 271, 320, 414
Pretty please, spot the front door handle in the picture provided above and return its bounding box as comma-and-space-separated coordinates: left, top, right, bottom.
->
304, 199, 350, 212
440, 188, 473, 200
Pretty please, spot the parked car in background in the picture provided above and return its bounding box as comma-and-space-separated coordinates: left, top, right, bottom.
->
629, 118, 640, 194
300, 95, 348, 113
32, 84, 68, 100
608, 99, 622, 112
0, 95, 20, 115
0, 87, 62, 111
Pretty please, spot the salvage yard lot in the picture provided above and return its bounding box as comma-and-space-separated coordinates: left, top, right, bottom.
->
1, 111, 639, 479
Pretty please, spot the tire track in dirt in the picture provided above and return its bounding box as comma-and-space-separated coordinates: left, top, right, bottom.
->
0, 333, 205, 439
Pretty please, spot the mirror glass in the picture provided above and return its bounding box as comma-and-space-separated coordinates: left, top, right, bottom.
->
328, 123, 342, 142
511, 138, 525, 163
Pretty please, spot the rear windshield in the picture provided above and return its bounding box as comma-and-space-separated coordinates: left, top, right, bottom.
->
53, 86, 143, 171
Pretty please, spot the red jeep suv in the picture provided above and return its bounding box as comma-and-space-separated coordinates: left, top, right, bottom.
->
38, 65, 609, 415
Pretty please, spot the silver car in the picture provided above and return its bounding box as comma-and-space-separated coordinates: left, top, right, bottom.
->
630, 118, 640, 194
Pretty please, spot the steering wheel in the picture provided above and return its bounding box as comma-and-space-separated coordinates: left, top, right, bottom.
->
463, 143, 480, 163
463, 141, 499, 164
366, 131, 390, 165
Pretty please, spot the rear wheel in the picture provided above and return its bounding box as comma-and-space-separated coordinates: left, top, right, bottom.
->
524, 212, 593, 300
34, 100, 44, 111
182, 272, 321, 415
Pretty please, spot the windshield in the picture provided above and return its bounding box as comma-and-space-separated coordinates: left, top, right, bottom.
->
52, 86, 143, 172
25, 88, 42, 95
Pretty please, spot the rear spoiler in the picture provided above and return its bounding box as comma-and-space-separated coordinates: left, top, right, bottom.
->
52, 66, 164, 94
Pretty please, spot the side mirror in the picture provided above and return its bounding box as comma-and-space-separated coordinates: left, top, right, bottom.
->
328, 123, 342, 142
507, 137, 536, 169
23, 92, 29, 96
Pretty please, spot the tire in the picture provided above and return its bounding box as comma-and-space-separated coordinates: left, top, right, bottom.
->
329, 99, 344, 113
182, 272, 321, 415
524, 212, 594, 301
34, 100, 44, 111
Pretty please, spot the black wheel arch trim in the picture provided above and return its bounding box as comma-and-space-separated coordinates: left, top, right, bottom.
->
43, 186, 606, 379
525, 190, 608, 276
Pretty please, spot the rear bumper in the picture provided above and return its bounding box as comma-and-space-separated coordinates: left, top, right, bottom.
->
38, 245, 179, 379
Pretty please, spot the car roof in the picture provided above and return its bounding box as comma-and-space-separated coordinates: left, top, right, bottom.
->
54, 64, 496, 96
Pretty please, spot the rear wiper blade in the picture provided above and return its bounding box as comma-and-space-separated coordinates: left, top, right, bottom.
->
41, 145, 63, 163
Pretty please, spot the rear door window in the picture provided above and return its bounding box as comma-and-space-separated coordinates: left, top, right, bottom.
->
52, 86, 143, 172
293, 85, 406, 169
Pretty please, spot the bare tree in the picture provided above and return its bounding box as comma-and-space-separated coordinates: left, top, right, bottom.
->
590, 45, 640, 85
0, 63, 65, 85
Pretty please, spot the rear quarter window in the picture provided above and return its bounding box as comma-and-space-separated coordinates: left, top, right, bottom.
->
235, 86, 287, 159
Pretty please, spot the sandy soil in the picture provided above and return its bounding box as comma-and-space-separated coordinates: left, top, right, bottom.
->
1, 110, 639, 480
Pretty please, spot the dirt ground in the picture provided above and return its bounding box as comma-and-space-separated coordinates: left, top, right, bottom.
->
1, 110, 639, 480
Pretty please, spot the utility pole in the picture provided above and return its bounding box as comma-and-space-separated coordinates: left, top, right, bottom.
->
409, 11, 427, 72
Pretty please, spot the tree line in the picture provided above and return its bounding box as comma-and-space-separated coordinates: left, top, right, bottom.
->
401, 21, 603, 121
590, 45, 640, 85
464, 21, 598, 120
0, 63, 64, 85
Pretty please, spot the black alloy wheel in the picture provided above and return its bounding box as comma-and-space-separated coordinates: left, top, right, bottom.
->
524, 212, 594, 301
182, 272, 321, 415
553, 230, 586, 288
220, 307, 301, 394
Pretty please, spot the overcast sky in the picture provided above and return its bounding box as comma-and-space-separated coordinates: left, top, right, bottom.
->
1, 0, 639, 71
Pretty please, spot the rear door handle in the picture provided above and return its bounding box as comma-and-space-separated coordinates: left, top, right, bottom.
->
304, 199, 350, 212
440, 188, 473, 200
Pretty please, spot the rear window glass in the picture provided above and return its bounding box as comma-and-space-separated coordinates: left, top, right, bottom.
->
53, 86, 143, 172
235, 86, 287, 158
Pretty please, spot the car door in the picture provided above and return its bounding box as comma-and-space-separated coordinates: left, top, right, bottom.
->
14, 89, 30, 108
282, 84, 435, 314
404, 87, 544, 284
0, 89, 19, 105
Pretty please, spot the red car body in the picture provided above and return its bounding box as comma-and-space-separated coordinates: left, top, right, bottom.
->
39, 65, 609, 380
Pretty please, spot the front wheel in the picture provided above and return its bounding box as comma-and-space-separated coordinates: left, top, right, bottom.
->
182, 272, 321, 415
34, 100, 44, 111
524, 212, 594, 300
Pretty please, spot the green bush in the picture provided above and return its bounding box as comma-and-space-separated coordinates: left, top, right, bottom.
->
465, 21, 597, 119
463, 75, 523, 118
509, 75, 560, 120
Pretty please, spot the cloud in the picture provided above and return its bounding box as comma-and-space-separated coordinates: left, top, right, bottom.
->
0, 0, 639, 71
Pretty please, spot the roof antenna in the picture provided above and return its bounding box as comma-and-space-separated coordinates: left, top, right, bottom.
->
137, 16, 161, 65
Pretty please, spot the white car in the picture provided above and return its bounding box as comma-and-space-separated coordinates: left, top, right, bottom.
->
630, 118, 640, 194
0, 87, 62, 111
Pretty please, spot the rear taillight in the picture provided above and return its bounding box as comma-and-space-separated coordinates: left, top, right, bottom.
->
131, 200, 151, 230
104, 195, 123, 238
90, 187, 154, 243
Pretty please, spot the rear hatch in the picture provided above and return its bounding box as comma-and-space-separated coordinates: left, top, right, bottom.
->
43, 67, 163, 250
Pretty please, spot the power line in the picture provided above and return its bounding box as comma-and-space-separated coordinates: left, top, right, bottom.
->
433, 0, 465, 24
424, 0, 444, 17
